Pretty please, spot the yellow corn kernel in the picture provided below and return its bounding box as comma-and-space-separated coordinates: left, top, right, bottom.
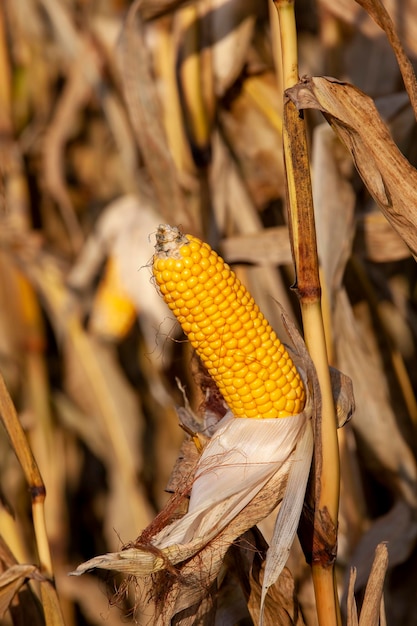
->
153, 224, 305, 418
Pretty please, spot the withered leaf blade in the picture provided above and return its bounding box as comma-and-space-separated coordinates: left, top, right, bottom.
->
0, 564, 41, 618
286, 76, 417, 259
358, 542, 388, 626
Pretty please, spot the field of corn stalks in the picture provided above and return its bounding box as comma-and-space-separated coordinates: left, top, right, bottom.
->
2, 0, 417, 624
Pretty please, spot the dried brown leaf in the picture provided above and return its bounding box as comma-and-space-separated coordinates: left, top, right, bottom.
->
208, 0, 257, 97
220, 227, 292, 266
311, 123, 356, 296
39, 580, 66, 626
354, 212, 411, 262
119, 2, 191, 229
358, 542, 388, 626
0, 537, 45, 626
334, 289, 417, 506
42, 57, 90, 253
152, 455, 295, 624
346, 567, 359, 626
287, 76, 417, 259
249, 566, 306, 626
20, 253, 153, 545
354, 0, 417, 118
318, 0, 417, 58
0, 564, 40, 618
68, 194, 177, 355
345, 501, 417, 592
219, 76, 285, 209
211, 135, 294, 330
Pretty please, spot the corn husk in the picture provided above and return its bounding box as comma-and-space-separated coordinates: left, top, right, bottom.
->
71, 302, 353, 622
72, 308, 317, 621
72, 408, 312, 570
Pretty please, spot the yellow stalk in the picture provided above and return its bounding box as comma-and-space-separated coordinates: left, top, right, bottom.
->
243, 75, 283, 135
0, 372, 66, 626
153, 18, 195, 175
176, 4, 211, 161
273, 1, 341, 625
0, 2, 11, 134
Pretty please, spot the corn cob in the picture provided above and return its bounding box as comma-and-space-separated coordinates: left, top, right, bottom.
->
153, 225, 305, 418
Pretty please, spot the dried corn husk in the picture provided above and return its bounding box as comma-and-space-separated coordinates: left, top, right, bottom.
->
72, 306, 317, 620
73, 410, 313, 623
72, 305, 353, 621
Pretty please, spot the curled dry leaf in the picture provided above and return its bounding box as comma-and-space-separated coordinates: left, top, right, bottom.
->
0, 564, 42, 618
286, 76, 417, 259
334, 289, 417, 508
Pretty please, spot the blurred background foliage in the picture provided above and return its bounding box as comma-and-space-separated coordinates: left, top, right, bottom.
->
1, 0, 417, 624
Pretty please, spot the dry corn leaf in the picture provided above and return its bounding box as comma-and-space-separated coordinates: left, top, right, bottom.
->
0, 536, 44, 625
73, 409, 311, 574
119, 3, 191, 229
249, 562, 306, 626
354, 212, 411, 262
220, 227, 292, 266
68, 194, 178, 355
207, 0, 257, 98
19, 251, 154, 546
358, 542, 388, 626
211, 134, 294, 328
345, 543, 388, 626
73, 415, 311, 625
219, 74, 285, 209
345, 500, 416, 593
287, 76, 417, 258
152, 17, 196, 178
174, 2, 215, 168
311, 123, 356, 298
42, 55, 91, 253
334, 289, 417, 507
354, 0, 417, 117
319, 0, 417, 59
0, 564, 40, 618
39, 579, 66, 626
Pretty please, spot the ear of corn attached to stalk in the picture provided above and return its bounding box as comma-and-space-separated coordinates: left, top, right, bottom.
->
153, 224, 305, 418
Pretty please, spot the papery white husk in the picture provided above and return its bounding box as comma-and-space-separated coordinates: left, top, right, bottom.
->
260, 416, 313, 622
72, 408, 312, 580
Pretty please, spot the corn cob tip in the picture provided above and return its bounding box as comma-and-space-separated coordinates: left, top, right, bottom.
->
152, 225, 306, 419
155, 224, 189, 259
